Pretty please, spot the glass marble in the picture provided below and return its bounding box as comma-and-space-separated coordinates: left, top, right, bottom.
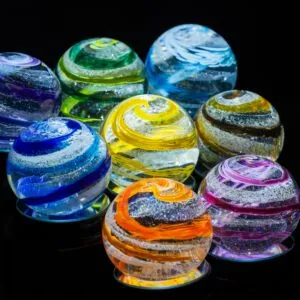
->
195, 90, 284, 174
103, 178, 212, 288
101, 94, 199, 190
57, 38, 146, 128
198, 155, 300, 260
7, 117, 111, 217
145, 24, 237, 116
0, 52, 61, 151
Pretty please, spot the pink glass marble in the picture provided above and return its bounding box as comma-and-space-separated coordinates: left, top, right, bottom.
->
198, 155, 300, 261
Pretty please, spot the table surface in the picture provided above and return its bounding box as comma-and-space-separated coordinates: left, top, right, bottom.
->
1, 153, 300, 299
1, 1, 298, 299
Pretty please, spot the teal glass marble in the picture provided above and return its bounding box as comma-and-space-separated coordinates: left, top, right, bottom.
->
57, 38, 147, 128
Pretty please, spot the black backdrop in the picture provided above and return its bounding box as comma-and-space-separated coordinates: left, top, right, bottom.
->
1, 1, 299, 299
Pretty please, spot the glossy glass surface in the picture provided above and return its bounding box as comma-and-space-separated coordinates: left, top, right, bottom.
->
7, 117, 111, 216
195, 90, 284, 173
57, 38, 146, 128
101, 94, 199, 189
198, 155, 300, 256
146, 24, 237, 116
103, 178, 212, 287
0, 52, 61, 151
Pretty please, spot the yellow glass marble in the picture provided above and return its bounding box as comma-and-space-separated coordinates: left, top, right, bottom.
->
195, 90, 284, 174
101, 94, 199, 189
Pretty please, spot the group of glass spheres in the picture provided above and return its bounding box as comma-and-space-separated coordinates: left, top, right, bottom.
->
1, 24, 299, 289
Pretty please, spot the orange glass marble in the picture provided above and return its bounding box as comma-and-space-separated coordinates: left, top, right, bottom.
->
102, 178, 212, 289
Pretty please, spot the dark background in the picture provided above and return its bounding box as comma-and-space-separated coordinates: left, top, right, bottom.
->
1, 1, 299, 299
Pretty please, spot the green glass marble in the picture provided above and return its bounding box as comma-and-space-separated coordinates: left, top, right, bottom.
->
57, 38, 146, 128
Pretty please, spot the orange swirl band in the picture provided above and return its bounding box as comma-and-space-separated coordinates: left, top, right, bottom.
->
114, 179, 212, 241
103, 222, 208, 262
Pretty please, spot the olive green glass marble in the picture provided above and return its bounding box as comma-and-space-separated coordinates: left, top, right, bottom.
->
57, 38, 146, 128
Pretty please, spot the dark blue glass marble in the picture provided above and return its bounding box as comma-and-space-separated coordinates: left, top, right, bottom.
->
7, 117, 111, 217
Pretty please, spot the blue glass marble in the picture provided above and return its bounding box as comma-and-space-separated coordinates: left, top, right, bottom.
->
7, 117, 111, 219
0, 52, 61, 152
145, 24, 238, 116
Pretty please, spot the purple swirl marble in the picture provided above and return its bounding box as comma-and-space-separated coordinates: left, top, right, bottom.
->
0, 52, 61, 151
198, 155, 300, 256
